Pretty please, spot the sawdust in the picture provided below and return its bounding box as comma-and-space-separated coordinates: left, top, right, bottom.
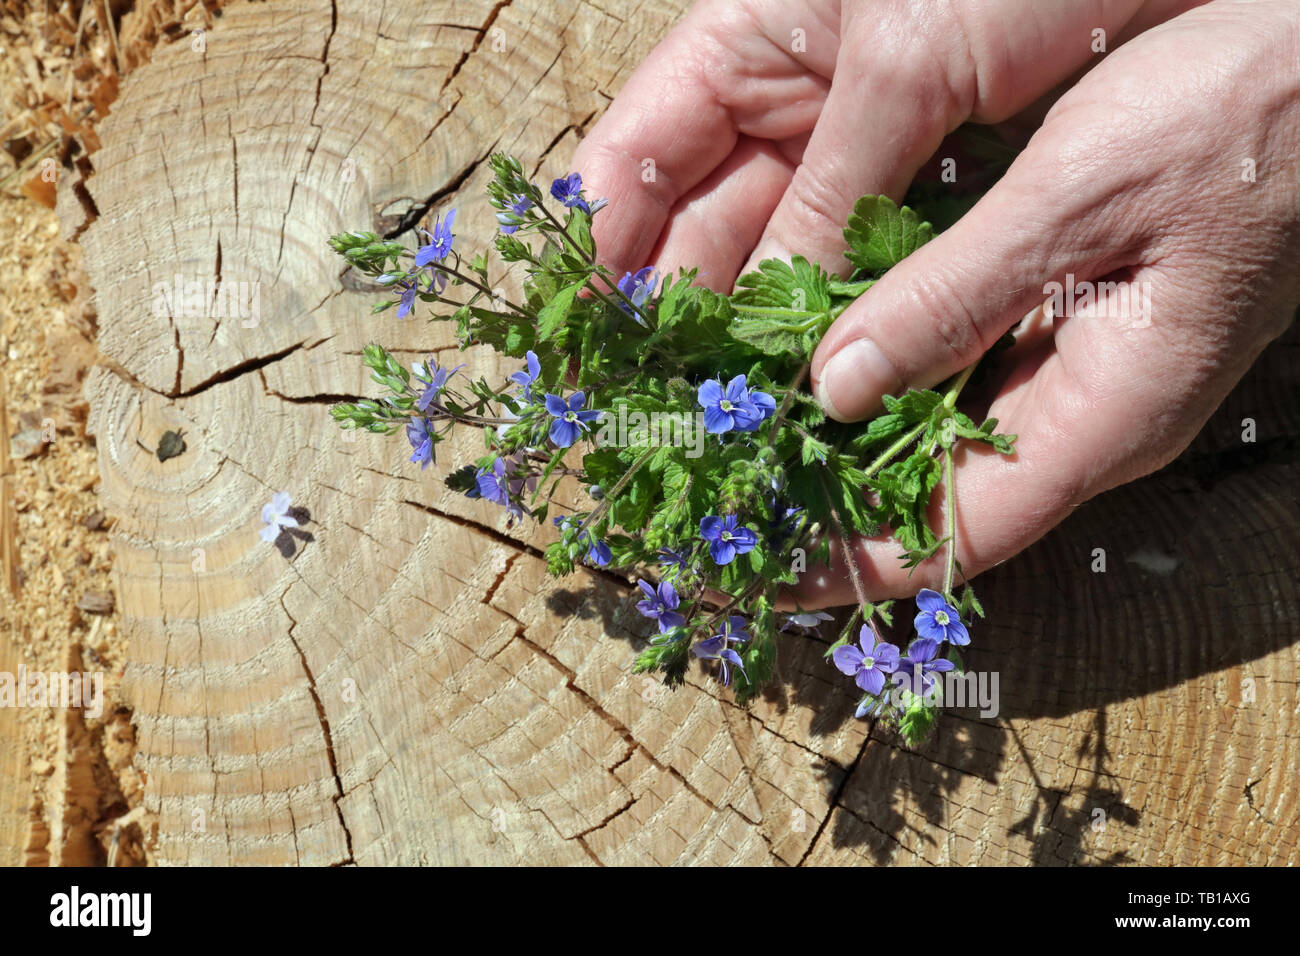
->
1, 0, 228, 867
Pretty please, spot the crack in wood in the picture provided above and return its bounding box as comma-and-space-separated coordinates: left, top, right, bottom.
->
438, 0, 517, 97
279, 586, 356, 865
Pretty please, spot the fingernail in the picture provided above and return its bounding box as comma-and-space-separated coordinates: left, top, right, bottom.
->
814, 339, 898, 422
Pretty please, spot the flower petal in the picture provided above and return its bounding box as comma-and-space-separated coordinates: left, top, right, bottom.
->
659, 611, 685, 632
906, 637, 939, 663
832, 645, 865, 677
711, 539, 737, 565
873, 643, 901, 671
730, 527, 757, 553
915, 588, 947, 612
544, 393, 568, 417
692, 636, 725, 660
658, 582, 679, 610
945, 619, 970, 646
548, 418, 577, 448
914, 610, 945, 642
857, 667, 886, 696
702, 405, 733, 434
720, 649, 747, 684
748, 390, 776, 418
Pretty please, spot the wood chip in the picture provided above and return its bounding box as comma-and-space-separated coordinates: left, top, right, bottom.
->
76, 589, 114, 615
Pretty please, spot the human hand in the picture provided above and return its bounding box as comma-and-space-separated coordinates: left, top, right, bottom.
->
573, 0, 1190, 288
798, 0, 1300, 605
573, 0, 1300, 608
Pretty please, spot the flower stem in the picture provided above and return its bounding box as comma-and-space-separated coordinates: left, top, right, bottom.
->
765, 363, 809, 448
861, 362, 980, 478
817, 470, 872, 613
578, 445, 656, 535
534, 203, 648, 320
942, 446, 957, 598
440, 262, 532, 317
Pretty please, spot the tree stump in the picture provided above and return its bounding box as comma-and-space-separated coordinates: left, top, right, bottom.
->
70, 0, 1299, 865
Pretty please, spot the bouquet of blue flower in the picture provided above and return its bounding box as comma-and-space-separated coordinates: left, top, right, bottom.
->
327, 154, 1016, 745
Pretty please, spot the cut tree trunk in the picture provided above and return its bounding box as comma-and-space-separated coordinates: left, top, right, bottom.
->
68, 0, 1299, 865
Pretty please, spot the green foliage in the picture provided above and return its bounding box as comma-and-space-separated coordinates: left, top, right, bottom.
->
843, 195, 935, 274
325, 153, 1017, 746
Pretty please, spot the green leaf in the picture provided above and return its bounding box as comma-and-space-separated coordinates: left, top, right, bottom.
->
843, 196, 934, 273
536, 279, 585, 342
733, 255, 833, 314
880, 389, 943, 424
726, 316, 828, 357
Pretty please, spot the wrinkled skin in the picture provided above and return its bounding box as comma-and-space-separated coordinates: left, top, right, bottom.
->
574, 0, 1300, 608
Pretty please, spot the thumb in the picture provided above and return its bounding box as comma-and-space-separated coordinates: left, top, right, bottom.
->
809, 147, 1139, 421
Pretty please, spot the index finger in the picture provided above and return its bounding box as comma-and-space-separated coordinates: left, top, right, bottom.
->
572, 31, 740, 272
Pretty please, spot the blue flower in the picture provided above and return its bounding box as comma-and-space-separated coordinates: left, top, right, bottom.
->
415, 209, 456, 268
896, 637, 956, 696
475, 458, 509, 506
544, 391, 601, 448
656, 548, 690, 577
586, 536, 612, 567
552, 514, 611, 567
397, 280, 419, 319
696, 374, 776, 434
914, 588, 969, 646
406, 416, 434, 469
832, 626, 900, 696
635, 579, 685, 633
735, 387, 776, 431
497, 193, 534, 234
616, 267, 656, 323
550, 172, 590, 214
509, 350, 542, 402
769, 502, 803, 548
415, 357, 465, 412
699, 515, 757, 565
692, 616, 750, 687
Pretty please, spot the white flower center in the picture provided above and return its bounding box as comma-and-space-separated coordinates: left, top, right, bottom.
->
934, 610, 950, 626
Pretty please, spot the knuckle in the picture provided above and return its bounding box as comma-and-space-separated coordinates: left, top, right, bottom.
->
902, 270, 990, 363
781, 164, 854, 240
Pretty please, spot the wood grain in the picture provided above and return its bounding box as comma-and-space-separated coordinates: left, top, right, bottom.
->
71, 0, 1299, 864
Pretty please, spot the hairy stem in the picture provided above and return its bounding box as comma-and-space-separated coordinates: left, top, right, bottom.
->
943, 446, 957, 597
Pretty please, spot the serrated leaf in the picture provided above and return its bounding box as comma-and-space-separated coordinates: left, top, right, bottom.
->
536, 279, 585, 341
843, 196, 934, 273
726, 317, 826, 357
880, 389, 943, 424
733, 256, 833, 313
